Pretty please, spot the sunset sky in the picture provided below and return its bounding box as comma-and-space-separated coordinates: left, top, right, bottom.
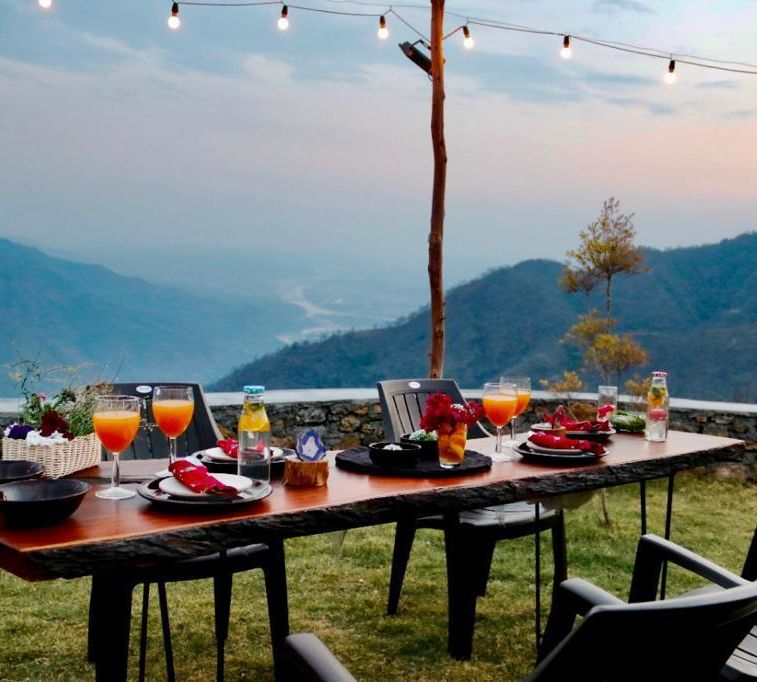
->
1, 0, 756, 313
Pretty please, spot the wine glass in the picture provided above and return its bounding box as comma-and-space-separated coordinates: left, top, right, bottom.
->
152, 386, 195, 466
482, 382, 518, 462
93, 395, 141, 500
501, 376, 531, 447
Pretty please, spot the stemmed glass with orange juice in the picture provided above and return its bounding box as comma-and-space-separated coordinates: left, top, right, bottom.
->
501, 376, 531, 447
482, 382, 518, 462
152, 386, 195, 466
93, 395, 141, 500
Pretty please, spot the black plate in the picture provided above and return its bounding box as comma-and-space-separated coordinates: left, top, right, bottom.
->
0, 479, 90, 527
137, 478, 272, 511
514, 441, 604, 466
336, 447, 491, 478
196, 450, 289, 479
0, 460, 45, 484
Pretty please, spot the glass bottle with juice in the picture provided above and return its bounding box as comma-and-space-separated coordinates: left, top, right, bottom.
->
645, 371, 669, 442
238, 385, 271, 485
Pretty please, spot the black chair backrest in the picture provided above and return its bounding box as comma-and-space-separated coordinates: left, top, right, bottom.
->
377, 379, 488, 441
103, 383, 221, 461
528, 582, 757, 681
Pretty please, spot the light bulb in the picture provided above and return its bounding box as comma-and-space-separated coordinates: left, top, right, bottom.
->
664, 59, 676, 84
560, 35, 572, 60
462, 26, 474, 50
38, 0, 52, 9
278, 5, 289, 31
377, 15, 388, 40
168, 2, 180, 30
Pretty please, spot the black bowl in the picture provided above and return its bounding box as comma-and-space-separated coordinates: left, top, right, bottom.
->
368, 442, 422, 468
400, 435, 438, 461
0, 479, 90, 528
0, 460, 45, 484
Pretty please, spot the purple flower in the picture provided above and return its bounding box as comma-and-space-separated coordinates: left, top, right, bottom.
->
6, 424, 34, 440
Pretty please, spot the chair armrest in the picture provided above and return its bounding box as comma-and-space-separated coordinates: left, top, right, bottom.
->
538, 578, 623, 661
629, 534, 747, 603
284, 633, 356, 682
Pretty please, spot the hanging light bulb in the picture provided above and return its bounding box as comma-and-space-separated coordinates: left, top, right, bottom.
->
560, 35, 572, 59
462, 25, 474, 50
665, 59, 677, 84
278, 5, 289, 31
38, 0, 52, 9
167, 2, 181, 30
377, 15, 389, 40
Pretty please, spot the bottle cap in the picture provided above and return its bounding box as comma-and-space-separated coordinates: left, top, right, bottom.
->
242, 385, 265, 394
652, 371, 668, 378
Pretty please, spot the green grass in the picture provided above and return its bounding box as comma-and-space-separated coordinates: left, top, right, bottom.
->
0, 475, 755, 681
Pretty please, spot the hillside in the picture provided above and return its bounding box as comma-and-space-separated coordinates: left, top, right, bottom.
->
212, 233, 757, 401
0, 238, 302, 394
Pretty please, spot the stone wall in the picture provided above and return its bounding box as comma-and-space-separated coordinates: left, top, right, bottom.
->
209, 397, 757, 479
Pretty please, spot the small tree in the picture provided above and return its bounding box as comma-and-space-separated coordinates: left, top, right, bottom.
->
585, 333, 648, 385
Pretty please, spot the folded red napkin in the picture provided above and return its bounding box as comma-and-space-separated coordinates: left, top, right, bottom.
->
528, 432, 605, 455
217, 438, 239, 458
169, 460, 239, 496
545, 413, 611, 432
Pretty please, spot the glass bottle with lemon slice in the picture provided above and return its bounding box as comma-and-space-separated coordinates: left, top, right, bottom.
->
645, 372, 669, 442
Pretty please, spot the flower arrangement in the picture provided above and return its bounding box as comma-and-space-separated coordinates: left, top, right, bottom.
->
419, 392, 483, 432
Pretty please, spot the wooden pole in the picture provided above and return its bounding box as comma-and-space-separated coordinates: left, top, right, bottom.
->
428, 0, 446, 378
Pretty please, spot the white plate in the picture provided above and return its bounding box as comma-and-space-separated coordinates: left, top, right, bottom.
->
527, 442, 584, 455
195, 446, 284, 462
159, 473, 253, 499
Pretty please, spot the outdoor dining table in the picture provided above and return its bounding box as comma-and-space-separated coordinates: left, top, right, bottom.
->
0, 430, 745, 679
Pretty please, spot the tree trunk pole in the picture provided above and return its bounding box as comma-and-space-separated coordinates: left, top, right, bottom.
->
428, 0, 447, 378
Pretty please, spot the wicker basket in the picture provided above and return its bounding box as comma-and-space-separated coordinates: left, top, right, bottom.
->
1, 432, 101, 478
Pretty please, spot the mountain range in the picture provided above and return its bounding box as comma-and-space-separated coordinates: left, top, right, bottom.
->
211, 233, 757, 402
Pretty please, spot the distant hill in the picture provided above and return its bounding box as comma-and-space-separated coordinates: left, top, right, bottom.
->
0, 238, 302, 394
212, 233, 757, 401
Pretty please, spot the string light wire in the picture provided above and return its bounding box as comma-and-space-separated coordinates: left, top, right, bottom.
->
162, 0, 757, 76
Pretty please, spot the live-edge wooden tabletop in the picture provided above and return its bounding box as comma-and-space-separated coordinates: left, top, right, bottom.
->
0, 431, 744, 581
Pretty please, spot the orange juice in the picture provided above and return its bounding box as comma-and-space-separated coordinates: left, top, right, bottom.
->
483, 394, 518, 427
152, 399, 194, 438
514, 390, 531, 417
94, 411, 140, 453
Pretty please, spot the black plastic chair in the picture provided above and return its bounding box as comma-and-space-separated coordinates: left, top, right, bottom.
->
88, 383, 289, 681
377, 379, 568, 659
282, 535, 757, 681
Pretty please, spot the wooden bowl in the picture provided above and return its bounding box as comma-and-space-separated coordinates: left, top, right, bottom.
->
530, 422, 567, 437
368, 442, 422, 468
0, 479, 90, 527
400, 435, 438, 461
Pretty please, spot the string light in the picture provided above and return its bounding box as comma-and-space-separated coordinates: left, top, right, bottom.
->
167, 2, 181, 30
665, 58, 677, 84
462, 25, 474, 50
278, 5, 289, 30
377, 15, 388, 40
38, 0, 52, 9
560, 35, 571, 60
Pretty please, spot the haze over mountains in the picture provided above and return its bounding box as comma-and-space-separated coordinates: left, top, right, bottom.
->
213, 233, 757, 402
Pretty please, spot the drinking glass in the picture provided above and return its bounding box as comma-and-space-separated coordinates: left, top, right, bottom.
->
93, 395, 140, 500
501, 376, 531, 447
598, 385, 618, 419
238, 430, 271, 489
152, 386, 195, 466
482, 382, 518, 462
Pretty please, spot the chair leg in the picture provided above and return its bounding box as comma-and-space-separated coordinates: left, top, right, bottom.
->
445, 526, 479, 660
263, 538, 290, 681
388, 517, 418, 615
474, 536, 497, 597
157, 582, 176, 682
213, 572, 233, 682
138, 583, 150, 682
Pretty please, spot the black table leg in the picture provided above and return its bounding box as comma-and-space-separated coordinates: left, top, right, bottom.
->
639, 480, 647, 536
94, 578, 134, 682
445, 524, 479, 660
660, 473, 675, 599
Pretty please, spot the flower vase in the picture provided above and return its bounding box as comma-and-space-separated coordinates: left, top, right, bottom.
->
438, 423, 467, 469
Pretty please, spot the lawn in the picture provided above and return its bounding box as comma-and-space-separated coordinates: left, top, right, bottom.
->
0, 474, 754, 681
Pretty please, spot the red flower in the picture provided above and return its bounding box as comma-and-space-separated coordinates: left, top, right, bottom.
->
419, 392, 483, 431
38, 410, 74, 440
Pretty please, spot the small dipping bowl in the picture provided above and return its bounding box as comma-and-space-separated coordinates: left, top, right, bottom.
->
368, 442, 422, 468
0, 479, 90, 528
400, 435, 438, 461
530, 422, 567, 437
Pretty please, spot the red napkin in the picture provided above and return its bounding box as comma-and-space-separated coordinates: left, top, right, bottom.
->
545, 412, 611, 432
597, 405, 616, 420
529, 432, 605, 455
169, 460, 239, 496
217, 438, 239, 458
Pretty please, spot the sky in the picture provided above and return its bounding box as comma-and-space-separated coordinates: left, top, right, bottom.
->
1, 0, 756, 322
